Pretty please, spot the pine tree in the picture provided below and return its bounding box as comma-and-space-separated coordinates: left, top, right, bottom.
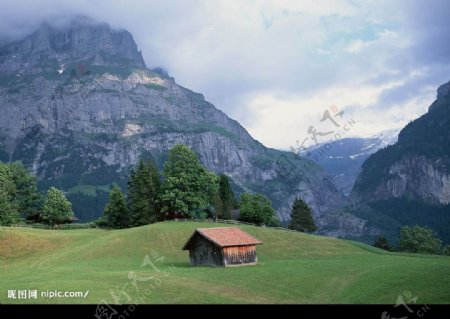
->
41, 187, 74, 226
0, 162, 20, 226
128, 159, 161, 226
217, 174, 236, 219
103, 185, 129, 228
288, 198, 317, 232
8, 161, 40, 218
373, 235, 392, 251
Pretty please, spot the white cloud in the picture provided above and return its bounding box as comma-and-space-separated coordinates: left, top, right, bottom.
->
239, 80, 412, 149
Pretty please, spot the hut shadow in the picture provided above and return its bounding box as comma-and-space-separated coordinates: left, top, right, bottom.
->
166, 262, 228, 268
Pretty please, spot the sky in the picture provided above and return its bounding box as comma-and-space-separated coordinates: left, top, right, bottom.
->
0, 0, 449, 150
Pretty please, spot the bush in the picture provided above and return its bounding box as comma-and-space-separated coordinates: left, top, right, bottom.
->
239, 192, 280, 226
399, 225, 442, 254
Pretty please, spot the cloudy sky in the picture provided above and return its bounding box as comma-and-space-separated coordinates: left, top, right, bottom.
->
1, 0, 449, 149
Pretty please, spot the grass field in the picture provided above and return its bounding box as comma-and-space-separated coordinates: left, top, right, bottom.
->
67, 184, 111, 197
0, 222, 449, 304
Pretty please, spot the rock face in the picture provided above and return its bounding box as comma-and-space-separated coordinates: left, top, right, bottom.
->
352, 80, 450, 205
385, 155, 450, 204
0, 18, 345, 224
340, 80, 450, 244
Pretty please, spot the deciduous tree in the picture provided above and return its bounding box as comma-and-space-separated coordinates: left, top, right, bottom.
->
41, 187, 74, 226
160, 144, 218, 218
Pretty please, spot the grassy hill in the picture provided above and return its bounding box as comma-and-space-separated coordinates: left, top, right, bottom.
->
1, 222, 449, 304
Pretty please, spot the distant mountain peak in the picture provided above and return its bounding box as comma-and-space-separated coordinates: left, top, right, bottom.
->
369, 128, 400, 148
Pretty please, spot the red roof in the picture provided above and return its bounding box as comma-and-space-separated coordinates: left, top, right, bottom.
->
182, 227, 263, 250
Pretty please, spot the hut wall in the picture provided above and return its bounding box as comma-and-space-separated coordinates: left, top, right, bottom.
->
189, 235, 224, 266
223, 245, 257, 266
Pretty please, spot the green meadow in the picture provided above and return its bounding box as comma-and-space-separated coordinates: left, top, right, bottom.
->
1, 222, 449, 304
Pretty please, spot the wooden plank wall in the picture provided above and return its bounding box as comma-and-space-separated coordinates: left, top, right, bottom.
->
223, 245, 257, 266
189, 234, 224, 266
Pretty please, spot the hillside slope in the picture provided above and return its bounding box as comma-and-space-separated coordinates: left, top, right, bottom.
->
1, 222, 449, 304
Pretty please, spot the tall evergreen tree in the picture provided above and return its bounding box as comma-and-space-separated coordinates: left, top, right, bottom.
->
0, 162, 20, 226
288, 198, 317, 232
127, 159, 161, 226
160, 144, 218, 218
103, 185, 129, 228
373, 235, 392, 251
217, 174, 236, 219
41, 187, 74, 226
8, 162, 40, 218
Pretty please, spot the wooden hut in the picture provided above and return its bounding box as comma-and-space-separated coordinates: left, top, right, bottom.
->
182, 227, 263, 267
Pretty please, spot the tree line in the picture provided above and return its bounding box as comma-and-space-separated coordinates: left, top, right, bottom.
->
373, 225, 450, 256
100, 144, 283, 228
0, 144, 338, 242
0, 145, 318, 232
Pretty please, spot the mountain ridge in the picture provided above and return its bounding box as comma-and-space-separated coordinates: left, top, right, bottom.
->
342, 79, 450, 244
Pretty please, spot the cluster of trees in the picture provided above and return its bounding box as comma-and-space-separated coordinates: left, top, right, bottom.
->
374, 225, 450, 255
0, 161, 74, 226
101, 144, 281, 228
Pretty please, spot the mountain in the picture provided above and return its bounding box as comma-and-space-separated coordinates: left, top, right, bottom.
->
306, 129, 399, 195
0, 17, 345, 226
343, 81, 450, 244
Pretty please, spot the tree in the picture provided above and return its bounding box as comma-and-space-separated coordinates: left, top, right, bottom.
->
399, 225, 442, 254
239, 192, 279, 226
160, 144, 218, 218
8, 161, 40, 218
288, 198, 317, 232
41, 187, 74, 226
103, 185, 129, 228
373, 235, 392, 251
217, 174, 236, 219
128, 159, 161, 226
0, 162, 20, 226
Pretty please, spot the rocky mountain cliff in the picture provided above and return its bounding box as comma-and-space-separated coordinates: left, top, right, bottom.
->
0, 18, 346, 226
352, 81, 450, 204
341, 80, 450, 244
